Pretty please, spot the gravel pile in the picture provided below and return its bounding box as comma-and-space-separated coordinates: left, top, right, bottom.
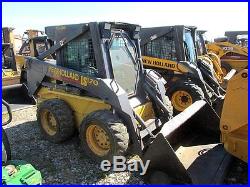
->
3, 107, 144, 184
3, 107, 248, 184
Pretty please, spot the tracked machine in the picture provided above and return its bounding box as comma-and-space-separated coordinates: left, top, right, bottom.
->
25, 22, 231, 184
140, 25, 226, 115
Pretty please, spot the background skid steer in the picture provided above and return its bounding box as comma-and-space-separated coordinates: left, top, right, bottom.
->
25, 22, 229, 184
140, 25, 226, 116
2, 27, 34, 106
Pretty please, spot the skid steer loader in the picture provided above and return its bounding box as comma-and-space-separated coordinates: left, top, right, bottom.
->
2, 43, 21, 87
25, 22, 230, 184
18, 29, 52, 57
206, 37, 248, 75
140, 25, 226, 115
220, 69, 248, 163
2, 100, 42, 184
2, 27, 49, 105
2, 27, 24, 88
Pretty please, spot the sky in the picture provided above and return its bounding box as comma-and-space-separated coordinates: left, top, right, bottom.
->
2, 2, 248, 41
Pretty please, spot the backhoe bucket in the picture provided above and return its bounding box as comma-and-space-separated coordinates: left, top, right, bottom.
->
142, 100, 231, 184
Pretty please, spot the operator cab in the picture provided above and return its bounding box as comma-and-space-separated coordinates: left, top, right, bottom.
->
43, 22, 143, 98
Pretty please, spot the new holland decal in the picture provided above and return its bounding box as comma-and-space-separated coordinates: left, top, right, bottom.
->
142, 56, 177, 71
48, 66, 98, 87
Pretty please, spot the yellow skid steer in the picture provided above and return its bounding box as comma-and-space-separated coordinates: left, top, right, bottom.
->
25, 22, 231, 184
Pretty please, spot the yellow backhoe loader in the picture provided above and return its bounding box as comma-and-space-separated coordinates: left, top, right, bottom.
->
25, 22, 231, 184
206, 36, 248, 76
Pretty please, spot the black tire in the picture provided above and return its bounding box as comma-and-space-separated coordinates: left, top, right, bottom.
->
2, 128, 11, 162
167, 80, 205, 115
79, 110, 129, 163
37, 99, 75, 143
221, 62, 232, 76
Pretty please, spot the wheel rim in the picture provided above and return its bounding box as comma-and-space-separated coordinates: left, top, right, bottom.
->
40, 109, 57, 136
221, 67, 227, 77
171, 90, 193, 112
86, 124, 111, 156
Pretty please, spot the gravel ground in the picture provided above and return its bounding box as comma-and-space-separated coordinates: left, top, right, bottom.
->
2, 107, 248, 184
3, 107, 143, 184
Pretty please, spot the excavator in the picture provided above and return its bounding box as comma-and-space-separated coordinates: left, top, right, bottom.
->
140, 25, 226, 115
206, 32, 248, 76
24, 22, 232, 184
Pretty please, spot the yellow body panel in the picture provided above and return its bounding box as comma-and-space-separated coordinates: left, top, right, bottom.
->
15, 55, 26, 70
37, 87, 156, 129
207, 42, 248, 72
220, 69, 248, 162
2, 55, 24, 87
221, 59, 248, 72
37, 87, 111, 129
134, 102, 155, 122
2, 70, 21, 86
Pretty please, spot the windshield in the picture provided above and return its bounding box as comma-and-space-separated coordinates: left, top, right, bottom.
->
109, 32, 138, 95
183, 29, 197, 64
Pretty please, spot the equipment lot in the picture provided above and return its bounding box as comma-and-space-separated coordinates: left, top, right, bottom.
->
2, 106, 247, 184
2, 2, 248, 185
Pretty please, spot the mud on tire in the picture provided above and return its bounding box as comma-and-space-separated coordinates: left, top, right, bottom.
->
37, 99, 75, 143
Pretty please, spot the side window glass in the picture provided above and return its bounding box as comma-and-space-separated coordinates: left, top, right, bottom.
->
144, 31, 177, 61
61, 35, 98, 77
